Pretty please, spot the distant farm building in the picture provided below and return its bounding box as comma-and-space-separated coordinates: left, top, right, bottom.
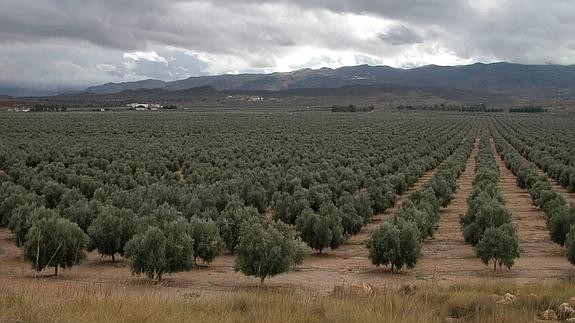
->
127, 103, 162, 110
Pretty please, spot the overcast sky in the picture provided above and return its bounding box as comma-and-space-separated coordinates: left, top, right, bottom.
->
1, 0, 574, 91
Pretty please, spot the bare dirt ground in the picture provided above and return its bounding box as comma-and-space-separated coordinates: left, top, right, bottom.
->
417, 139, 575, 281
1, 140, 574, 298
416, 140, 485, 279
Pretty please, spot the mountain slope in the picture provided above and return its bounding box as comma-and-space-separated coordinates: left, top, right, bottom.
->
85, 79, 167, 94
82, 62, 575, 97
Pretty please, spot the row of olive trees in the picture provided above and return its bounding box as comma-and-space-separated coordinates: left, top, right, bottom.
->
460, 135, 520, 272
6, 198, 309, 284
270, 127, 469, 255
492, 131, 575, 265
12, 205, 220, 278
495, 118, 575, 193
366, 135, 476, 272
1, 116, 466, 223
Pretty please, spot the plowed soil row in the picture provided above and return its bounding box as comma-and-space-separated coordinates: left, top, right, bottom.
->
416, 139, 574, 280
416, 139, 482, 278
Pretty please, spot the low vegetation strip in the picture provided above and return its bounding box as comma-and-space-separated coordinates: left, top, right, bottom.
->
366, 133, 476, 272
460, 135, 520, 272
5, 269, 575, 322
492, 130, 575, 265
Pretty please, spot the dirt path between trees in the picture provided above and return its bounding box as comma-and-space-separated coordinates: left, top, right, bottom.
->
346, 170, 437, 245
416, 139, 483, 279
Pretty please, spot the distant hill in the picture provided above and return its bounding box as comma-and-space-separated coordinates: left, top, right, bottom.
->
58, 85, 218, 101
85, 79, 167, 95
48, 83, 500, 109
225, 83, 495, 102
0, 87, 62, 97
82, 62, 575, 98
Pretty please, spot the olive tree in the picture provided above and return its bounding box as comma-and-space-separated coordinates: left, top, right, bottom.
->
335, 192, 363, 234
296, 205, 344, 254
308, 185, 333, 211
189, 216, 221, 265
62, 199, 103, 232
366, 221, 399, 271
217, 199, 260, 253
461, 198, 513, 246
548, 207, 575, 246
366, 220, 421, 273
475, 224, 520, 272
124, 220, 194, 281
234, 220, 309, 284
565, 225, 575, 265
353, 191, 374, 224
367, 181, 396, 214
9, 205, 56, 246
87, 207, 136, 262
271, 189, 310, 225
23, 216, 88, 276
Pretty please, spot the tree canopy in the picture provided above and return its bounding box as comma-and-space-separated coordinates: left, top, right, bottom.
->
234, 220, 308, 284
23, 216, 88, 276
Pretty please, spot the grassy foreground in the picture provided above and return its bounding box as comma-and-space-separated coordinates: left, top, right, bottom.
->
2, 279, 575, 322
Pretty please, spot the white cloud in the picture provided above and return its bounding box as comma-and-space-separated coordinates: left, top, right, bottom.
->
123, 51, 168, 64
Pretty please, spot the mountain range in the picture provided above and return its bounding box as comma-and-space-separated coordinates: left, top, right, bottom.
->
82, 62, 575, 98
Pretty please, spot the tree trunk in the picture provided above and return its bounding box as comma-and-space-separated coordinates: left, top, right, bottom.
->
260, 276, 266, 286
54, 266, 58, 277
112, 253, 116, 263
493, 261, 497, 273
157, 272, 162, 282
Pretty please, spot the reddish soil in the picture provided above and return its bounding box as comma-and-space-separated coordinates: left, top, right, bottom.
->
416, 140, 485, 279
417, 139, 575, 280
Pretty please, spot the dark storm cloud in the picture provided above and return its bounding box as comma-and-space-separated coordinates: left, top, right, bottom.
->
0, 0, 574, 92
377, 25, 423, 45
208, 0, 468, 22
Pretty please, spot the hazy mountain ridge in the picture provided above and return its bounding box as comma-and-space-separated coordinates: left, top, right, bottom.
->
83, 62, 575, 97
46, 83, 498, 109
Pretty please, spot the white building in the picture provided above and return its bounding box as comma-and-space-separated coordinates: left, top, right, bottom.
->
127, 103, 149, 109
127, 103, 162, 110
